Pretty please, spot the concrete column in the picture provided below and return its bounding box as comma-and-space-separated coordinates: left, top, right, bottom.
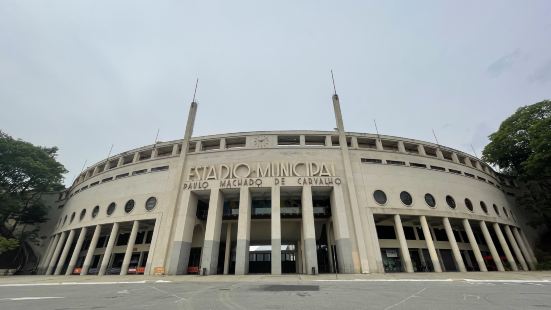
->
299, 135, 306, 146
394, 215, 413, 273
375, 139, 383, 151
443, 217, 466, 272
397, 141, 406, 153
504, 225, 528, 271
235, 187, 251, 275
200, 190, 225, 275
39, 235, 59, 274
492, 223, 518, 271
329, 186, 354, 273
325, 135, 332, 147
513, 228, 536, 270
167, 190, 198, 275
451, 152, 460, 163
171, 144, 179, 156
120, 220, 140, 275
194, 141, 202, 152
271, 186, 282, 275
46, 231, 67, 275
479, 221, 504, 271
220, 138, 226, 150
99, 222, 119, 276
301, 185, 318, 274
420, 216, 442, 272
519, 229, 538, 264
436, 148, 444, 159
65, 227, 88, 275
54, 229, 76, 275
417, 145, 426, 156
464, 157, 473, 167
223, 223, 232, 275
462, 219, 487, 272
81, 224, 101, 275
326, 222, 335, 273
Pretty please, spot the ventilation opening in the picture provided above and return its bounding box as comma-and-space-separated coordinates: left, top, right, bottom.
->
441, 150, 453, 161
404, 143, 419, 154
156, 146, 173, 157
226, 137, 246, 148
424, 146, 437, 157
304, 136, 325, 146
122, 154, 134, 165
139, 150, 152, 161
357, 137, 376, 149
278, 136, 300, 146
202, 139, 220, 151
381, 140, 399, 152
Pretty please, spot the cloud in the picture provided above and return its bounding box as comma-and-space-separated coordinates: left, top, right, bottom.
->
528, 59, 551, 83
486, 49, 521, 77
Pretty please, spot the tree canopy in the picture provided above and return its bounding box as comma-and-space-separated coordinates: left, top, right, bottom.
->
482, 100, 551, 178
482, 100, 551, 229
0, 131, 67, 251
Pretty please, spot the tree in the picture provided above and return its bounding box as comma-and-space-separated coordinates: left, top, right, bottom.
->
0, 236, 19, 255
482, 100, 551, 228
0, 130, 67, 243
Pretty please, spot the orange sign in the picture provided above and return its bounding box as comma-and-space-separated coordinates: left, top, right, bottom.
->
153, 267, 165, 275
73, 268, 82, 274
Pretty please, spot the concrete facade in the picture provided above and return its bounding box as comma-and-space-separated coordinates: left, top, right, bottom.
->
37, 96, 536, 276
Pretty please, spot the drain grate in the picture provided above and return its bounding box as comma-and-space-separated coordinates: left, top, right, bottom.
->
259, 285, 320, 292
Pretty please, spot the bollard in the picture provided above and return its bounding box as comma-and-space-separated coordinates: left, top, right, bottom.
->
202, 268, 207, 276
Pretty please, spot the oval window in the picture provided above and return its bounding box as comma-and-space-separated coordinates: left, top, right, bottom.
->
446, 195, 456, 209
124, 199, 135, 213
400, 191, 413, 206
493, 204, 500, 216
80, 209, 86, 221
465, 198, 474, 212
107, 202, 116, 216
92, 206, 100, 218
480, 201, 488, 214
373, 190, 387, 205
424, 193, 436, 208
145, 197, 157, 211
70, 212, 75, 223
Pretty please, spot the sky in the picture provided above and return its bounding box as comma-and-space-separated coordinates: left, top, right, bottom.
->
1, 1, 550, 186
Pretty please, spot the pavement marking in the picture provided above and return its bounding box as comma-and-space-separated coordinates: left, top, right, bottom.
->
315, 279, 454, 282
148, 285, 188, 304
0, 280, 147, 287
0, 297, 64, 301
464, 279, 551, 283
155, 280, 172, 283
383, 287, 427, 310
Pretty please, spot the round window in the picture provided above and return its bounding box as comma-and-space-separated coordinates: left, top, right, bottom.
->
80, 209, 86, 221
446, 195, 456, 209
480, 201, 488, 214
70, 212, 75, 223
424, 193, 436, 208
92, 206, 100, 218
373, 190, 387, 205
124, 199, 135, 213
503, 207, 509, 217
493, 204, 500, 216
145, 197, 157, 211
400, 191, 413, 206
107, 202, 116, 216
465, 198, 473, 212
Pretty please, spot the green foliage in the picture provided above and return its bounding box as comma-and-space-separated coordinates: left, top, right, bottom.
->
0, 130, 67, 240
482, 100, 551, 229
0, 236, 19, 254
482, 100, 551, 178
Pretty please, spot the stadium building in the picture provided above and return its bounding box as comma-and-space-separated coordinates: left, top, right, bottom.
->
36, 93, 537, 276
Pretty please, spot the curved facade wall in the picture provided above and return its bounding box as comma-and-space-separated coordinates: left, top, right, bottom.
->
38, 130, 536, 276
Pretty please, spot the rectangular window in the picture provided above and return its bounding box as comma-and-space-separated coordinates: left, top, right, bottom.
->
430, 165, 446, 171
132, 169, 147, 176
145, 231, 153, 243
116, 173, 129, 179
305, 136, 325, 146
381, 140, 399, 152
331, 135, 340, 146
376, 225, 396, 239
151, 165, 169, 172
108, 158, 119, 169
441, 150, 453, 161
409, 162, 427, 168
202, 139, 220, 151
90, 181, 100, 187
404, 143, 419, 154
122, 154, 134, 165
357, 137, 377, 149
488, 181, 495, 185
387, 160, 406, 166
449, 169, 462, 174
101, 177, 113, 183
81, 185, 88, 191
156, 146, 173, 157
226, 137, 246, 148
361, 158, 383, 164
477, 176, 487, 182
278, 136, 300, 146
139, 150, 152, 161
465, 173, 475, 178
424, 146, 437, 157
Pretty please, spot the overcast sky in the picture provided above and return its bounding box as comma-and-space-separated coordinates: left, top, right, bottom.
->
1, 1, 550, 185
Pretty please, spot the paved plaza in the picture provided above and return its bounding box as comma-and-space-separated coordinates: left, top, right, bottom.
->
1, 272, 550, 309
